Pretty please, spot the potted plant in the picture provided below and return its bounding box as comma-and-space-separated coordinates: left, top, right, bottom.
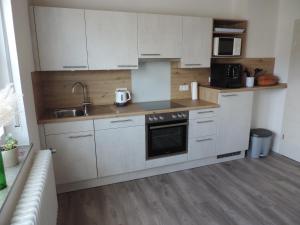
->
1, 133, 18, 168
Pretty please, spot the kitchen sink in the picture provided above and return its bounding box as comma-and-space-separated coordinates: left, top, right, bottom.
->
53, 108, 85, 118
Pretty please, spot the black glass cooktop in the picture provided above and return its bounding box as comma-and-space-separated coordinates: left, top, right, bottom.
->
137, 100, 184, 111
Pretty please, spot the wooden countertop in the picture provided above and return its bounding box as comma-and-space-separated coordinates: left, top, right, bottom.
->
38, 99, 219, 124
200, 83, 287, 93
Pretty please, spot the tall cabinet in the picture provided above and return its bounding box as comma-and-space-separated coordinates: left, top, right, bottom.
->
217, 92, 253, 155
34, 7, 88, 71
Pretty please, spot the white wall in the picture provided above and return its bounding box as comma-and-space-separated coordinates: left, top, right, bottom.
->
275, 0, 300, 154
0, 14, 10, 89
2, 0, 40, 149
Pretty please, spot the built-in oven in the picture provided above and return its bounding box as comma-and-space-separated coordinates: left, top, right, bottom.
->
146, 111, 188, 160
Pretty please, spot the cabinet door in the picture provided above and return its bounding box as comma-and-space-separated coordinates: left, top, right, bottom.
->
188, 136, 216, 160
217, 92, 253, 155
181, 17, 212, 68
85, 10, 138, 70
46, 131, 97, 185
34, 6, 88, 71
138, 14, 182, 58
95, 126, 145, 177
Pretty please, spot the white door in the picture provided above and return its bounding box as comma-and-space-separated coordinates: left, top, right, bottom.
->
217, 92, 253, 155
95, 126, 146, 177
281, 20, 300, 162
34, 6, 88, 71
138, 14, 182, 58
85, 10, 138, 70
181, 17, 213, 68
46, 131, 97, 184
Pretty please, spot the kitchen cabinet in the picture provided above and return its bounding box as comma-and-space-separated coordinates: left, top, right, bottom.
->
180, 17, 213, 68
217, 92, 253, 155
95, 116, 146, 177
188, 109, 217, 161
189, 136, 216, 160
85, 10, 138, 70
34, 6, 88, 71
45, 131, 97, 185
138, 13, 182, 58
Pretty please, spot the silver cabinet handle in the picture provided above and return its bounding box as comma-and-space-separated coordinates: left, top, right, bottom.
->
117, 65, 138, 68
110, 119, 133, 124
196, 138, 213, 142
63, 65, 87, 69
185, 63, 202, 66
68, 134, 93, 139
222, 94, 238, 97
141, 53, 161, 56
197, 120, 214, 124
150, 122, 188, 130
197, 111, 214, 114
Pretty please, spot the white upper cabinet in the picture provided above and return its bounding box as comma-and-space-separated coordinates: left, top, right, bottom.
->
217, 92, 253, 155
180, 17, 213, 68
85, 10, 138, 70
34, 7, 88, 71
138, 14, 182, 58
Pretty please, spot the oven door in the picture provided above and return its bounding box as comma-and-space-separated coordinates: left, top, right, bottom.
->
147, 121, 188, 160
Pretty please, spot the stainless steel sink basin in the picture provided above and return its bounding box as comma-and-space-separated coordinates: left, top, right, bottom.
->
54, 108, 85, 118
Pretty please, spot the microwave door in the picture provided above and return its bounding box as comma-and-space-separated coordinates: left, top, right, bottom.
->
219, 38, 234, 56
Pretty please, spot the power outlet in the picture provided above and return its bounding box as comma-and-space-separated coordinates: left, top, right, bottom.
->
179, 84, 189, 92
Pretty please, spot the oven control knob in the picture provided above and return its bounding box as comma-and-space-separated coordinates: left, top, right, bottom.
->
153, 116, 158, 121
172, 114, 177, 119
182, 113, 187, 118
159, 116, 164, 120
177, 113, 183, 118
148, 117, 153, 122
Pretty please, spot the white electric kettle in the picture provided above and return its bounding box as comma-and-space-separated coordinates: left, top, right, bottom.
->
115, 88, 131, 106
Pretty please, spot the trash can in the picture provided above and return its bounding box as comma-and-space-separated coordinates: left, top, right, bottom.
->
249, 129, 273, 158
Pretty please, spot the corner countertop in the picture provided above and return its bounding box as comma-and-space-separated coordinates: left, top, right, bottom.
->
38, 99, 219, 124
200, 83, 287, 93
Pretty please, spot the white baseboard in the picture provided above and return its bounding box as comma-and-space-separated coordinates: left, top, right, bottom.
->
57, 151, 245, 193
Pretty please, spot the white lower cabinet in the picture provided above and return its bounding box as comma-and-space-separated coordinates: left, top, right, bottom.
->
45, 130, 98, 185
188, 109, 218, 160
95, 116, 146, 177
188, 136, 216, 160
217, 92, 253, 155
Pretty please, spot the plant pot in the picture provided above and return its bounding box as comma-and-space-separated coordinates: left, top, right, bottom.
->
1, 148, 18, 168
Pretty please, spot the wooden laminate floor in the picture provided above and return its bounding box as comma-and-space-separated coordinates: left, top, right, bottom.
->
57, 154, 300, 225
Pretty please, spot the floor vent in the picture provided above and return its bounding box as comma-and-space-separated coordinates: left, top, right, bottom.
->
217, 151, 241, 159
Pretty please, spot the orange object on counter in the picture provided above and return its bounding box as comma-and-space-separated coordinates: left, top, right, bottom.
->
256, 74, 279, 86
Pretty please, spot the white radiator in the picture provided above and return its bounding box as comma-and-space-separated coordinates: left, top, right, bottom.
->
10, 150, 58, 225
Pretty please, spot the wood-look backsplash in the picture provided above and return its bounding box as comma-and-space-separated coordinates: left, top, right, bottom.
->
32, 58, 275, 119
32, 70, 131, 116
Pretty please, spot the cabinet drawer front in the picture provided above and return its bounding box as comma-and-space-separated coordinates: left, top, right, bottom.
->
46, 131, 97, 185
44, 120, 94, 135
188, 136, 216, 160
189, 108, 216, 120
94, 115, 145, 130
189, 118, 217, 138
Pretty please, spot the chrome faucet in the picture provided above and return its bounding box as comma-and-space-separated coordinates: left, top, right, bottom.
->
72, 82, 91, 116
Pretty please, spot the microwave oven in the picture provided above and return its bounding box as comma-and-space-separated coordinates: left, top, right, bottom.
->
213, 37, 242, 56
